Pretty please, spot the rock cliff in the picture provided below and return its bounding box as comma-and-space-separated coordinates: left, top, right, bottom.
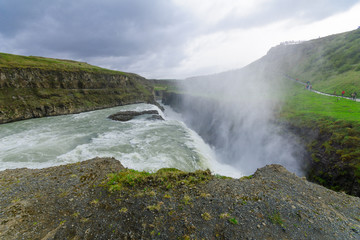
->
161, 92, 360, 197
0, 158, 359, 239
0, 67, 157, 124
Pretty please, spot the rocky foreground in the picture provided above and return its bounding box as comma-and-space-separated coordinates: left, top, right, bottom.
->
0, 158, 359, 239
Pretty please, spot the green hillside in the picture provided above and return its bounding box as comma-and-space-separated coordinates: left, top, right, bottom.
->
0, 52, 128, 75
265, 28, 360, 96
270, 29, 360, 196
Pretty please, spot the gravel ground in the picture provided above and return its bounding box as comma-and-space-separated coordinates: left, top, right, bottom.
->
0, 158, 359, 239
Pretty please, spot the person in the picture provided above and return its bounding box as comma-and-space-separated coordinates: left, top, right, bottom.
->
333, 90, 336, 96
353, 91, 357, 101
342, 90, 345, 97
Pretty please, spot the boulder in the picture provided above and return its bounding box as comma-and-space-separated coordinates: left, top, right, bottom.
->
108, 110, 163, 121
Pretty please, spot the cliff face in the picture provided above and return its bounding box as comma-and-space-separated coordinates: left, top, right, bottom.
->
0, 67, 156, 123
162, 92, 360, 197
0, 67, 136, 89
0, 158, 359, 239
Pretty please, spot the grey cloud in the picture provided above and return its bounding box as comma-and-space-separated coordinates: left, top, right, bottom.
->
0, 0, 358, 78
0, 0, 196, 60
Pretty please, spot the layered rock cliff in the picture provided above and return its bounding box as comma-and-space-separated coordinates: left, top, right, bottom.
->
0, 67, 156, 123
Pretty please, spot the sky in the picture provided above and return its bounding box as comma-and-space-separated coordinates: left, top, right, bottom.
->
1, 0, 360, 79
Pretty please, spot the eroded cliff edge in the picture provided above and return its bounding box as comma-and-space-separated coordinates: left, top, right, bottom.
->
0, 158, 359, 239
162, 91, 360, 197
0, 67, 157, 124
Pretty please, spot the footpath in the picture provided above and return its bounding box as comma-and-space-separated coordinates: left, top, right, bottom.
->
285, 75, 360, 102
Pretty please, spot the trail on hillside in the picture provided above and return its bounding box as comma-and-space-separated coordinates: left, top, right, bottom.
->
285, 76, 360, 102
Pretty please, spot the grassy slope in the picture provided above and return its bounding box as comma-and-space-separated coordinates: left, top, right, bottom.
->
271, 28, 360, 95
280, 82, 360, 122
0, 52, 128, 75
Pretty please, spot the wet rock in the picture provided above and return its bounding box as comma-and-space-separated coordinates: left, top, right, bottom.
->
146, 114, 164, 121
108, 110, 162, 122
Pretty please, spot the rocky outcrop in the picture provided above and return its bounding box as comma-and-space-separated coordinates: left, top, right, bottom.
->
0, 67, 141, 89
0, 67, 157, 124
108, 110, 164, 122
0, 158, 359, 239
285, 120, 360, 197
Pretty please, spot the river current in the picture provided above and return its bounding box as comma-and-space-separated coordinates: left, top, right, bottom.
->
0, 103, 242, 178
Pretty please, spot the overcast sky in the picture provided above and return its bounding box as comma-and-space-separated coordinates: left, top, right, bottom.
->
1, 0, 359, 79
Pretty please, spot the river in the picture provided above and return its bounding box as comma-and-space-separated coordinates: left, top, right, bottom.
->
0, 103, 242, 178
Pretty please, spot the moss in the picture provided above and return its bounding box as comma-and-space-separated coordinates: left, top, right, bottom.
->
164, 193, 171, 199
182, 195, 192, 205
215, 174, 232, 180
90, 199, 99, 205
201, 212, 212, 221
311, 153, 321, 163
107, 168, 213, 192
269, 211, 284, 227
240, 175, 253, 180
147, 202, 164, 212
315, 175, 328, 185
219, 213, 230, 219
229, 218, 238, 225
199, 192, 211, 198
72, 212, 80, 218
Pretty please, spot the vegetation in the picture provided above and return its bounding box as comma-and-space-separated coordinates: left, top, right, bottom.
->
279, 81, 360, 195
0, 52, 128, 75
201, 212, 212, 221
280, 81, 360, 122
107, 168, 213, 192
228, 217, 238, 225
269, 211, 284, 228
275, 28, 360, 95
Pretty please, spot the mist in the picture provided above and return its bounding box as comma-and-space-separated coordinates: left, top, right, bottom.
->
175, 63, 306, 176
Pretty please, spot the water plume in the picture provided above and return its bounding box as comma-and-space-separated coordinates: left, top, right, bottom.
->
176, 61, 305, 176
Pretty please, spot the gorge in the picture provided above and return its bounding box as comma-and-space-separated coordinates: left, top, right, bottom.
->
1, 28, 360, 239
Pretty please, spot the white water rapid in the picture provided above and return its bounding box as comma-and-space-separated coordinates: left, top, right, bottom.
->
0, 104, 242, 178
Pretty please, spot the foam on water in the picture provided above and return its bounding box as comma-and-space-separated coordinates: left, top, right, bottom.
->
0, 103, 242, 178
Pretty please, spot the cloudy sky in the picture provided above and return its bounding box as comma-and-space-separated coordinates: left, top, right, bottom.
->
1, 0, 359, 79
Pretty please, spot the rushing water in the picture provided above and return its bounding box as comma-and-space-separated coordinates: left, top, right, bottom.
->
0, 103, 242, 178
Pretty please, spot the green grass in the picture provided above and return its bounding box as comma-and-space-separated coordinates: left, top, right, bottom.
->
280, 81, 360, 195
228, 218, 238, 225
313, 71, 360, 96
280, 82, 360, 122
107, 168, 213, 192
0, 52, 128, 75
270, 29, 360, 94
269, 211, 284, 227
